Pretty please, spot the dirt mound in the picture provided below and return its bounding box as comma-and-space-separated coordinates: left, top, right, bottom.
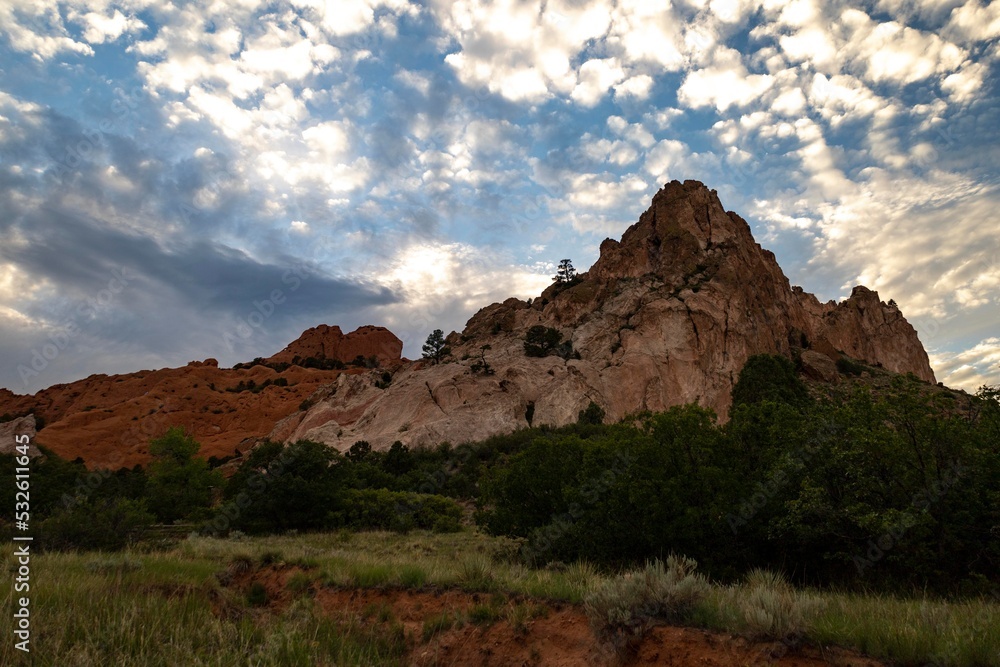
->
317, 587, 882, 667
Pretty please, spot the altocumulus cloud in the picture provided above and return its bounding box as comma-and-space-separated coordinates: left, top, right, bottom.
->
0, 0, 998, 393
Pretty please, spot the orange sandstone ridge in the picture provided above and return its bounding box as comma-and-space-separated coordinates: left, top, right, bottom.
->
0, 326, 402, 468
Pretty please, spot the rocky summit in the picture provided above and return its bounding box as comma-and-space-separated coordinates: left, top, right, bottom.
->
273, 180, 934, 452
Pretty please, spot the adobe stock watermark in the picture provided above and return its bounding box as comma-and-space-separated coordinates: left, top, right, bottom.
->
49, 86, 143, 180
220, 262, 311, 353
16, 266, 136, 388
12, 429, 34, 653
726, 419, 839, 535
853, 461, 967, 576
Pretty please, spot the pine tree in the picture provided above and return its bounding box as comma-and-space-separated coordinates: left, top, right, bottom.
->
422, 329, 449, 363
554, 259, 576, 283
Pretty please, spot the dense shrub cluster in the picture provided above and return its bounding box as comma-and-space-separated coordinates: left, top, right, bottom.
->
337, 489, 462, 533
478, 356, 1000, 593
217, 439, 470, 535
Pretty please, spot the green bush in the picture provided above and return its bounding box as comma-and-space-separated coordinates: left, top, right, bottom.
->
38, 498, 153, 551
336, 489, 463, 533
577, 401, 605, 425
523, 325, 562, 357
220, 439, 343, 534
146, 427, 222, 523
836, 356, 866, 376
247, 581, 268, 606
731, 354, 809, 408
458, 553, 497, 591
734, 569, 824, 640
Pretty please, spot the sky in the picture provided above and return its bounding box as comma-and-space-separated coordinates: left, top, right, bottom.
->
0, 0, 998, 396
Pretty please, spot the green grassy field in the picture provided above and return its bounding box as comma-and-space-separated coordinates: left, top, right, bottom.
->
2, 530, 998, 666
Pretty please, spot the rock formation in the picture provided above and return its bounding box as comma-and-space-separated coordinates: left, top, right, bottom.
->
266, 325, 403, 365
275, 180, 934, 451
0, 326, 403, 468
0, 181, 936, 465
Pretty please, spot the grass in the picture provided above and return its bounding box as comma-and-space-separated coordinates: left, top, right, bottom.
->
736, 569, 821, 639
0, 548, 408, 666
507, 602, 548, 635
811, 592, 1000, 666
584, 556, 712, 656
695, 576, 1000, 667
286, 571, 313, 595
1, 530, 997, 666
348, 561, 394, 587
422, 611, 462, 641
246, 581, 269, 606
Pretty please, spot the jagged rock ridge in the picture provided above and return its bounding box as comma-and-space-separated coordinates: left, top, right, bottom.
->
275, 180, 934, 451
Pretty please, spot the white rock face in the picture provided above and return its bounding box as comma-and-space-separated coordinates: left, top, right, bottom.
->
273, 180, 935, 452
0, 414, 42, 458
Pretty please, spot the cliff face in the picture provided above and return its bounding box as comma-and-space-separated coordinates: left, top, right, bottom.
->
266, 325, 403, 365
277, 180, 934, 451
0, 326, 403, 468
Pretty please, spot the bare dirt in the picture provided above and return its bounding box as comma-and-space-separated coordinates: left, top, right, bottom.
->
233, 565, 885, 667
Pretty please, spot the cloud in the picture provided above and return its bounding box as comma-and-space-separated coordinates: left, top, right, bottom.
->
945, 0, 1000, 43
75, 9, 146, 44
613, 74, 655, 102
930, 338, 1000, 393
366, 242, 552, 354
0, 202, 398, 391
0, 2, 94, 60
571, 58, 626, 107
677, 49, 774, 111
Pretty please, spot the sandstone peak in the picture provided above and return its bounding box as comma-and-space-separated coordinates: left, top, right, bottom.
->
277, 181, 936, 452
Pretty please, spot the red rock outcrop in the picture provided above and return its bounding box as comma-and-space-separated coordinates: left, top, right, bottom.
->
0, 326, 403, 468
267, 325, 403, 365
279, 181, 934, 452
